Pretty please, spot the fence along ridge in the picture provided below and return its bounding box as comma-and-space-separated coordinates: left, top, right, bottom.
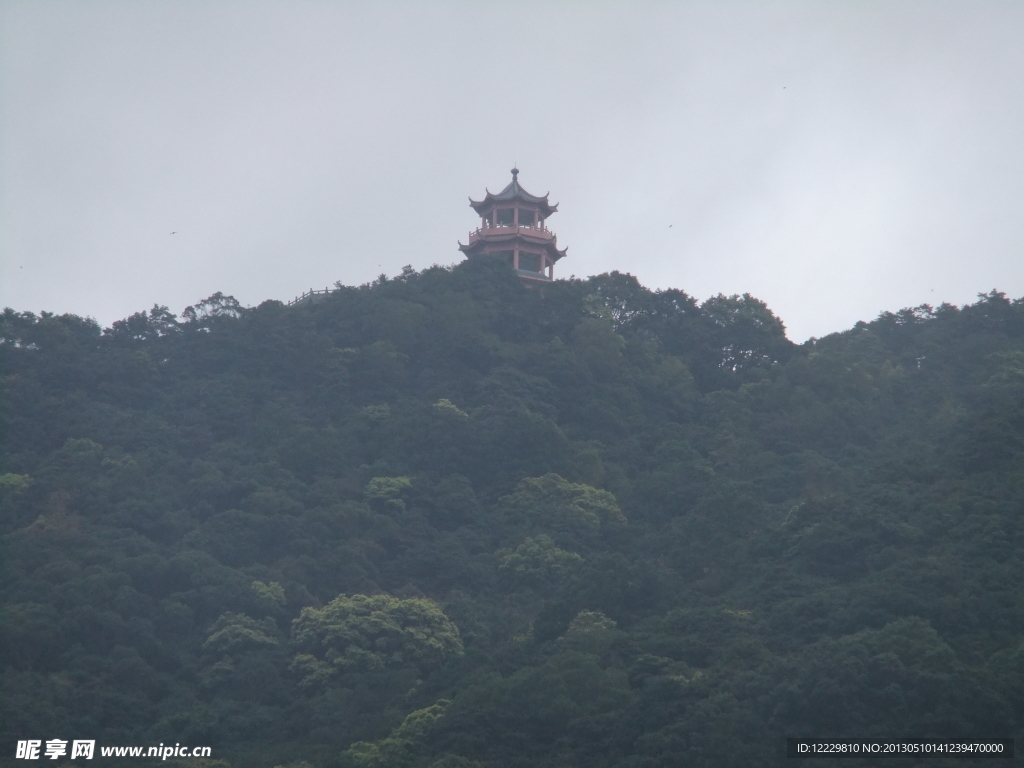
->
287, 286, 336, 307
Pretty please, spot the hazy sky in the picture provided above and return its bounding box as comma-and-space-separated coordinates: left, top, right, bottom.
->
2, 1, 1022, 341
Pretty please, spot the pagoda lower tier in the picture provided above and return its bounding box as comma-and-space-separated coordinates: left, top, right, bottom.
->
458, 225, 567, 282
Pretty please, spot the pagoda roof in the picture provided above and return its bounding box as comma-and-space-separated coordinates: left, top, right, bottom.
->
458, 233, 568, 262
469, 168, 559, 217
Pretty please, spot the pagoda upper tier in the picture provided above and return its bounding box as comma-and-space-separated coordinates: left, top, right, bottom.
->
459, 168, 567, 283
469, 169, 559, 218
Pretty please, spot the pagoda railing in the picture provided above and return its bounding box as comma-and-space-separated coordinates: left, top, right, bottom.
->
467, 224, 555, 244
516, 268, 553, 281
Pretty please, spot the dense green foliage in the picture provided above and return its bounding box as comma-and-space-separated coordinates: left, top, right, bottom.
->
2, 258, 1024, 767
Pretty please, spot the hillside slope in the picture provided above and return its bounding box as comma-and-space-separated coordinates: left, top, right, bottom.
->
2, 260, 1023, 767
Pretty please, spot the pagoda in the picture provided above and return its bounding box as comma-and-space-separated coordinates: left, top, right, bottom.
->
459, 168, 567, 283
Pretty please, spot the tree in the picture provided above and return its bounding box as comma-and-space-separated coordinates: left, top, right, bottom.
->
700, 292, 793, 373
290, 594, 463, 686
182, 293, 244, 325
346, 700, 451, 768
497, 474, 625, 543
498, 535, 583, 592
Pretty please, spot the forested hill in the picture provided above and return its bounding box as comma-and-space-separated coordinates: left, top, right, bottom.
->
3, 258, 1024, 768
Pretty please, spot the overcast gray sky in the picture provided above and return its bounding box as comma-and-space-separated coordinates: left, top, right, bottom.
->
2, 1, 1022, 341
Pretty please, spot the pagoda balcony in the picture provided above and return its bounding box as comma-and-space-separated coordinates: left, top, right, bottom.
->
467, 225, 555, 244
516, 268, 553, 281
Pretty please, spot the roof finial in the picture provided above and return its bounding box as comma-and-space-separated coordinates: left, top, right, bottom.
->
511, 166, 519, 180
